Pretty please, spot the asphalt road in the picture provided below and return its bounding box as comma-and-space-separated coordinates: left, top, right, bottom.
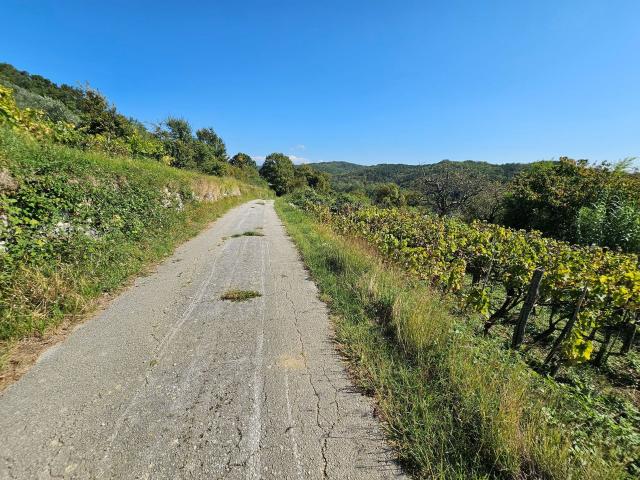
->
0, 200, 405, 479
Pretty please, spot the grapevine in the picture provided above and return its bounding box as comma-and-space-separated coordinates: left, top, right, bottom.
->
292, 191, 640, 369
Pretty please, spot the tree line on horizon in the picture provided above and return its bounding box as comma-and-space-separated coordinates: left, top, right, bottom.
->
312, 156, 640, 254
0, 62, 329, 193
2, 61, 638, 253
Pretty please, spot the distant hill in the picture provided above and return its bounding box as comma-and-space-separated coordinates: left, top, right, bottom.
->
311, 161, 365, 175
313, 159, 529, 191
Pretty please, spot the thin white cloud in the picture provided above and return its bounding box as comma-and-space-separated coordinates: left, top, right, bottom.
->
291, 144, 306, 151
251, 154, 314, 165
250, 154, 328, 165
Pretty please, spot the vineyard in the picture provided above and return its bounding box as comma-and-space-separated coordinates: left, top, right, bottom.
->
291, 190, 640, 377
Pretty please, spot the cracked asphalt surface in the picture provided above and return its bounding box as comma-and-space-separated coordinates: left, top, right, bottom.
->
0, 200, 406, 479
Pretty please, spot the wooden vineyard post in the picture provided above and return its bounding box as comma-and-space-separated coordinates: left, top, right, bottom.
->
620, 317, 637, 355
512, 268, 544, 349
593, 327, 614, 367
544, 286, 588, 375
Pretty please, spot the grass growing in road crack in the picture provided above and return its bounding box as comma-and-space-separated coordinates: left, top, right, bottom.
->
275, 197, 622, 480
231, 230, 264, 238
220, 290, 262, 302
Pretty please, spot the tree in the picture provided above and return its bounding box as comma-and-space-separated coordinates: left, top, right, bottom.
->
370, 183, 406, 208
462, 180, 507, 223
199, 155, 230, 176
230, 152, 257, 170
260, 153, 295, 195
415, 162, 486, 216
78, 88, 132, 139
155, 121, 228, 173
196, 127, 227, 161
162, 117, 192, 142
155, 117, 196, 169
0, 62, 85, 113
8, 82, 80, 124
502, 157, 640, 241
294, 164, 330, 192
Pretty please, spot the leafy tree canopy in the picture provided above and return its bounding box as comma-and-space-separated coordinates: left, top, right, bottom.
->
77, 88, 133, 139
503, 157, 640, 242
196, 127, 227, 161
294, 164, 330, 192
260, 153, 295, 195
230, 152, 257, 170
414, 162, 489, 216
369, 183, 406, 208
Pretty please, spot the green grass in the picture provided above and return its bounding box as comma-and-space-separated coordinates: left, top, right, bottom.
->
0, 128, 270, 368
220, 289, 262, 301
275, 198, 628, 480
230, 230, 264, 238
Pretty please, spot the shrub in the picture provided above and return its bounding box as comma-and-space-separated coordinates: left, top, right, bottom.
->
577, 195, 640, 252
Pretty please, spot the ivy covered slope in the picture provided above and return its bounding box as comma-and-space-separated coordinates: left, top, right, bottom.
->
0, 127, 267, 366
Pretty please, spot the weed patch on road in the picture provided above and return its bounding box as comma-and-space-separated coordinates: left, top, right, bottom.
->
221, 290, 262, 302
231, 230, 264, 238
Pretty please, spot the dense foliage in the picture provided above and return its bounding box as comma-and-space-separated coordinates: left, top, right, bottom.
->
291, 190, 639, 372
259, 153, 295, 195
503, 157, 640, 248
229, 152, 257, 169
293, 163, 330, 192
154, 117, 229, 173
6, 81, 80, 124
313, 159, 525, 187
256, 151, 329, 195
370, 182, 406, 207
576, 195, 640, 252
0, 63, 85, 114
0, 63, 264, 185
316, 156, 640, 253
315, 160, 525, 223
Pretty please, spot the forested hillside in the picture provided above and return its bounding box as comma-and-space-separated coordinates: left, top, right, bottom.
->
311, 161, 365, 175
314, 159, 525, 186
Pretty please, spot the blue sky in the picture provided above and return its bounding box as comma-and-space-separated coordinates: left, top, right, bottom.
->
3, 0, 639, 165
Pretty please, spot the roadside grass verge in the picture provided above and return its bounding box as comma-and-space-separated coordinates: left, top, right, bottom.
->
0, 128, 270, 376
275, 198, 624, 479
220, 290, 262, 302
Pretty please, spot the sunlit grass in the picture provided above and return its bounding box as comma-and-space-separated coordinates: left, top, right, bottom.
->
275, 198, 620, 480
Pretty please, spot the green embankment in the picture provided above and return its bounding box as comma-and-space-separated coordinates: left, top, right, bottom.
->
275, 198, 630, 480
0, 128, 269, 366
